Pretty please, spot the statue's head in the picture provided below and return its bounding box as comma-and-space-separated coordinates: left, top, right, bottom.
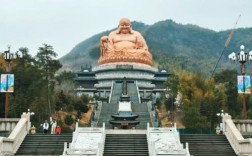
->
117, 18, 132, 34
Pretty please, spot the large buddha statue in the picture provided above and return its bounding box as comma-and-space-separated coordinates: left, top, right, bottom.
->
98, 18, 153, 66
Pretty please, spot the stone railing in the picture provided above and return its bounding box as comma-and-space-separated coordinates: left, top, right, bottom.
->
147, 123, 190, 156
108, 81, 114, 103
93, 64, 158, 73
137, 82, 155, 88
0, 118, 19, 132
233, 120, 252, 135
135, 81, 141, 103
0, 114, 30, 155
62, 123, 105, 156
96, 74, 154, 80
94, 82, 112, 88
223, 115, 252, 156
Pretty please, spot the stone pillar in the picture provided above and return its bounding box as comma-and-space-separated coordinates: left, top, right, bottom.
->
222, 115, 232, 133
247, 123, 251, 132
241, 123, 246, 133
6, 122, 11, 131
21, 113, 31, 132
236, 123, 241, 132
11, 122, 16, 131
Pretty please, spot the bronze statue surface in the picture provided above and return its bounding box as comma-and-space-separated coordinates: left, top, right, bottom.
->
98, 18, 153, 66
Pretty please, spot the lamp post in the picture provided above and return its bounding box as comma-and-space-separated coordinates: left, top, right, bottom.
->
3, 46, 12, 118
27, 109, 35, 124
228, 45, 252, 119
216, 109, 228, 134
23, 109, 35, 133
216, 109, 228, 118
1, 46, 22, 118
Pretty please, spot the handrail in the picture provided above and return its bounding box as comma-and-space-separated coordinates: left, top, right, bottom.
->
0, 118, 19, 131
0, 138, 3, 156
62, 125, 105, 156
108, 80, 114, 103
93, 64, 158, 72
0, 115, 29, 155
135, 81, 141, 103
65, 148, 98, 155
95, 74, 154, 80
223, 115, 252, 155
100, 123, 105, 156
233, 120, 252, 134
147, 124, 190, 156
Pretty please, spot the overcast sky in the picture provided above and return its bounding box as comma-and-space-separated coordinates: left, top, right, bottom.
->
1, 0, 252, 58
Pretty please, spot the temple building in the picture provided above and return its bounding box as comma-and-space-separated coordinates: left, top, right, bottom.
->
74, 18, 170, 129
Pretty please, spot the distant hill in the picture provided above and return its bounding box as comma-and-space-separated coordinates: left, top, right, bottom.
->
59, 20, 252, 76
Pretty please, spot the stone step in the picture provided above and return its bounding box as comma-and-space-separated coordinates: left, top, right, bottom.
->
104, 134, 148, 156
15, 134, 72, 155
180, 134, 236, 156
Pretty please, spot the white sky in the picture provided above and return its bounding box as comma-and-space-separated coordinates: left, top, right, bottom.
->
1, 0, 252, 58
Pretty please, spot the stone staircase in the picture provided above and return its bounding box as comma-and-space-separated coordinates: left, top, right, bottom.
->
127, 82, 140, 103
103, 134, 149, 156
15, 134, 72, 155
97, 102, 118, 128
180, 134, 236, 156
97, 83, 121, 128
14, 133, 238, 156
97, 81, 151, 130
0, 131, 10, 137
131, 103, 150, 129
110, 83, 122, 104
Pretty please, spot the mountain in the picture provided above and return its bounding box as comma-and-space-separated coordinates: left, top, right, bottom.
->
59, 20, 252, 76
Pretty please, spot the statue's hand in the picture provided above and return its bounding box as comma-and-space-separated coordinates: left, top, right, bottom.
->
136, 42, 144, 49
101, 36, 108, 42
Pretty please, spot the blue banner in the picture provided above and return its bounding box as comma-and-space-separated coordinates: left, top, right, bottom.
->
0, 74, 14, 93
237, 75, 251, 94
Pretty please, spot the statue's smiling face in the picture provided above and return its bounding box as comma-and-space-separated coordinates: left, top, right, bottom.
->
118, 19, 131, 34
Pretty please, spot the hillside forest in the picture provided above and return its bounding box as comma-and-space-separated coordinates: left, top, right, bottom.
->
1, 19, 252, 132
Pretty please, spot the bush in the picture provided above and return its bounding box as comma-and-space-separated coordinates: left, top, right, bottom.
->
64, 115, 74, 126
66, 105, 74, 112
74, 103, 89, 113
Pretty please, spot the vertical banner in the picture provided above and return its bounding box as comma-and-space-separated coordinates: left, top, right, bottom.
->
0, 74, 14, 93
237, 75, 251, 94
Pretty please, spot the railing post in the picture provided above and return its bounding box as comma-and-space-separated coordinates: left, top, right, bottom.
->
21, 113, 30, 133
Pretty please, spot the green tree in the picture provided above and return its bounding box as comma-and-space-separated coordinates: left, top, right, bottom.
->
165, 73, 179, 111
178, 72, 227, 130
36, 44, 62, 79
183, 107, 210, 130
35, 44, 62, 114
54, 90, 69, 111
73, 96, 89, 119
9, 47, 46, 118
55, 70, 75, 85
214, 69, 242, 118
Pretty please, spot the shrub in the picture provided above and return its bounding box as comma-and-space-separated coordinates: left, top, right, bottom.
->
64, 115, 74, 126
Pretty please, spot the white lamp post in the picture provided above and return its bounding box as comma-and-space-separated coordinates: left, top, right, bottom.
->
228, 45, 252, 119
26, 109, 35, 134
216, 110, 228, 134
216, 109, 228, 118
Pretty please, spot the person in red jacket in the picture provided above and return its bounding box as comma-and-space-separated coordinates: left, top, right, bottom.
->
55, 126, 61, 134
